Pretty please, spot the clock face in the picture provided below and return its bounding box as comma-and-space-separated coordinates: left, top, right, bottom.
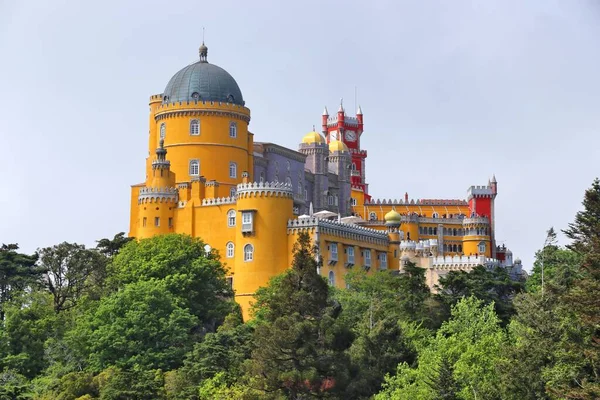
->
345, 130, 356, 141
330, 130, 338, 141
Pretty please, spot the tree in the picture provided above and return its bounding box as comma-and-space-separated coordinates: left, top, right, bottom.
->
38, 242, 107, 313
69, 280, 197, 372
108, 234, 233, 331
246, 232, 353, 398
377, 297, 506, 400
397, 261, 437, 326
0, 244, 40, 320
95, 232, 134, 258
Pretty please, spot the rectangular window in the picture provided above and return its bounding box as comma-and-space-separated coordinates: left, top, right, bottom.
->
142, 217, 147, 227
168, 217, 173, 228
347, 246, 355, 264
241, 212, 253, 233
154, 217, 160, 227
226, 277, 233, 288
364, 249, 371, 266
379, 253, 387, 269
328, 196, 334, 206
330, 243, 338, 261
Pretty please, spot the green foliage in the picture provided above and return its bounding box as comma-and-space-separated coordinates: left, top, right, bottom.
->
95, 232, 134, 258
247, 232, 352, 398
436, 265, 524, 324
109, 234, 233, 329
38, 242, 108, 313
0, 244, 40, 320
70, 280, 197, 372
397, 261, 435, 325
0, 368, 32, 400
377, 297, 506, 400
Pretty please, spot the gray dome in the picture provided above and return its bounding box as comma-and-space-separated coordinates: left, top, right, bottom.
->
162, 61, 244, 106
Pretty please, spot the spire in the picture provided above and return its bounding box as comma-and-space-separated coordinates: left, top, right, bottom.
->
322, 106, 329, 116
199, 33, 208, 63
338, 98, 344, 113
491, 174, 497, 183
357, 104, 363, 115
152, 139, 170, 169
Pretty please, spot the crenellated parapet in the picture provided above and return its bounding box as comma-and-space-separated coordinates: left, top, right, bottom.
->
462, 217, 490, 226
201, 197, 237, 206
365, 198, 468, 206
236, 181, 293, 199
153, 100, 251, 123
467, 185, 494, 200
288, 217, 389, 246
138, 187, 178, 204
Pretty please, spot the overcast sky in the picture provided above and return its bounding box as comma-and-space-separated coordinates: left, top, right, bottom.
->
1, 0, 599, 270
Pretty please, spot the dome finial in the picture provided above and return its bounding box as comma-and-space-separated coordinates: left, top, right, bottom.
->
199, 28, 208, 63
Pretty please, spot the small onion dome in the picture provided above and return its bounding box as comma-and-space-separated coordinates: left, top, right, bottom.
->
514, 257, 522, 264
401, 254, 410, 262
329, 139, 349, 152
384, 210, 402, 226
302, 131, 326, 144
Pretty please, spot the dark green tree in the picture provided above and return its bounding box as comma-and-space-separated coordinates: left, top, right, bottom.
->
38, 242, 107, 313
95, 232, 134, 258
246, 232, 353, 398
398, 261, 436, 325
108, 234, 233, 331
0, 244, 40, 320
436, 265, 523, 324
69, 279, 197, 372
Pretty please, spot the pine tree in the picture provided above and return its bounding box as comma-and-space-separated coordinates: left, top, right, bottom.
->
247, 232, 352, 398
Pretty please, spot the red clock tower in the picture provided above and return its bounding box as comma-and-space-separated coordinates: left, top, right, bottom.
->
322, 100, 369, 196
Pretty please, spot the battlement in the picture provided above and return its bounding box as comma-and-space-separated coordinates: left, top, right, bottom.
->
429, 255, 500, 269
462, 217, 490, 226
400, 239, 438, 251
326, 115, 360, 127
288, 217, 389, 246
138, 187, 178, 203
201, 197, 237, 206
149, 94, 163, 103
153, 100, 251, 122
365, 198, 468, 206
467, 185, 494, 199
349, 148, 367, 156
236, 181, 293, 199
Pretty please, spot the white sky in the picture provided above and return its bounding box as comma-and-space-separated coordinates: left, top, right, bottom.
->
1, 0, 599, 270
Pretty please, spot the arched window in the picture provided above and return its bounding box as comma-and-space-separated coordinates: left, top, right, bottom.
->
227, 209, 236, 227
189, 159, 199, 176
160, 123, 166, 139
229, 122, 237, 138
190, 119, 200, 135
433, 227, 437, 235
298, 182, 303, 195
230, 186, 237, 197
286, 160, 291, 171
244, 244, 254, 261
351, 198, 357, 206
285, 177, 292, 186
432, 212, 439, 218
458, 245, 463, 253
351, 163, 357, 170
369, 212, 377, 221
328, 271, 335, 286
478, 241, 486, 253
226, 242, 234, 258
229, 162, 237, 178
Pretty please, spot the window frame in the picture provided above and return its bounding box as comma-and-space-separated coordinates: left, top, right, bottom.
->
226, 242, 235, 258
189, 119, 200, 136
229, 162, 237, 179
227, 209, 236, 227
160, 123, 166, 139
244, 244, 254, 262
229, 121, 237, 138
328, 270, 335, 286
347, 246, 355, 264
189, 159, 200, 176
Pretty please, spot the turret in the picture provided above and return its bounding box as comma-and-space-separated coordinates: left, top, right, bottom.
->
299, 130, 329, 211
328, 140, 351, 215
322, 106, 329, 134
136, 140, 178, 239
233, 182, 294, 320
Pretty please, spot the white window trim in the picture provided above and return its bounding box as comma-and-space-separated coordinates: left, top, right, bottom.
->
328, 270, 335, 286
330, 243, 338, 261
160, 123, 166, 139
190, 119, 200, 136
227, 209, 236, 227
229, 122, 237, 138
229, 162, 237, 178
347, 247, 355, 264
244, 244, 254, 262
189, 159, 200, 176
226, 242, 234, 258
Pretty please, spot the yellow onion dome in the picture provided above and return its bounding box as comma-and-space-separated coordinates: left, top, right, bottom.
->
329, 139, 349, 152
384, 209, 402, 226
302, 131, 326, 144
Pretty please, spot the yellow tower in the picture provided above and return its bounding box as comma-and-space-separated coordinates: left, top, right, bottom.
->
462, 216, 492, 257
146, 42, 252, 198
135, 140, 178, 239
233, 181, 294, 319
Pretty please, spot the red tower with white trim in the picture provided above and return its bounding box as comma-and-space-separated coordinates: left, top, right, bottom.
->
322, 101, 369, 195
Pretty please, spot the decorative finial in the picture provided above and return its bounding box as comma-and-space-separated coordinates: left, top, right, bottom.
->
156, 139, 167, 161
312, 124, 315, 131
322, 106, 329, 116
491, 174, 497, 183
357, 105, 363, 115
338, 98, 344, 113
199, 31, 208, 63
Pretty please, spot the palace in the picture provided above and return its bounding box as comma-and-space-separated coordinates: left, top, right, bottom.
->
129, 43, 522, 319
